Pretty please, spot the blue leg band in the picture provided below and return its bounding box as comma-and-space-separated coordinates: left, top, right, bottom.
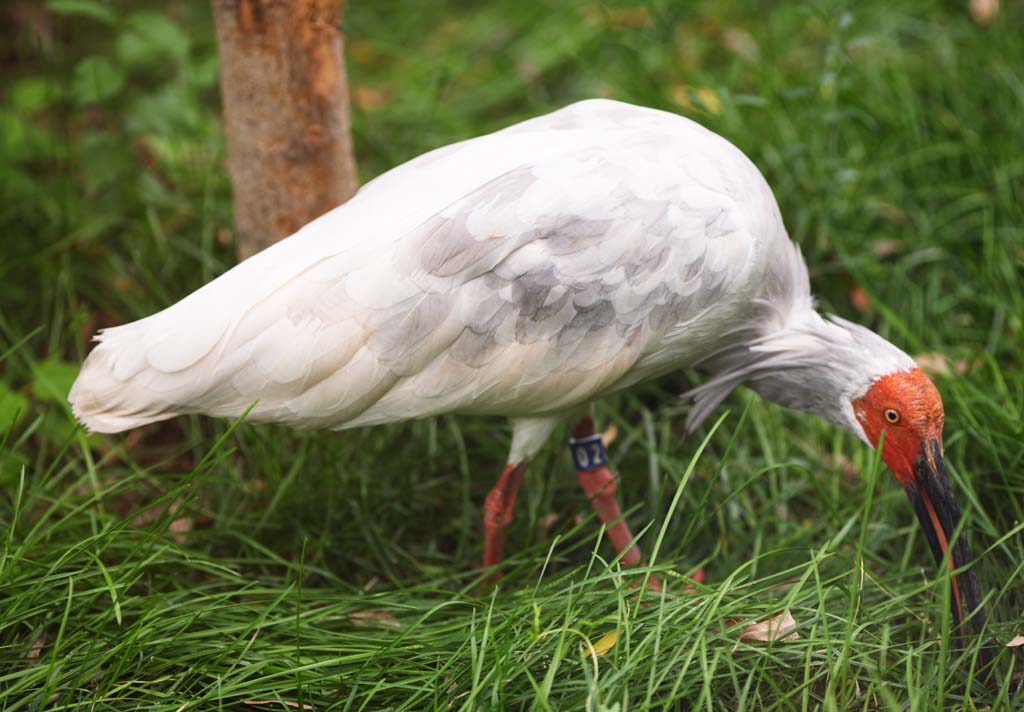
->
569, 434, 608, 471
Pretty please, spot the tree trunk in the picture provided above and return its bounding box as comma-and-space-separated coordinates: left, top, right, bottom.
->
212, 0, 358, 260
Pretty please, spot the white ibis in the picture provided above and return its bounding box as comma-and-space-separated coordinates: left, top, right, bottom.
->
69, 99, 985, 640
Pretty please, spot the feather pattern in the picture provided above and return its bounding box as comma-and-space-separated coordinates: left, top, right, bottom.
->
70, 99, 897, 459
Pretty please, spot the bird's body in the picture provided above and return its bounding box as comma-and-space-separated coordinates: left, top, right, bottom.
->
72, 100, 804, 452
70, 99, 987, 647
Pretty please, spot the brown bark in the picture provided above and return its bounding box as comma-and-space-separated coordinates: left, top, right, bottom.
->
212, 0, 358, 260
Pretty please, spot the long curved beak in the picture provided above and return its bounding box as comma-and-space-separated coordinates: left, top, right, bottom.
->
903, 439, 987, 642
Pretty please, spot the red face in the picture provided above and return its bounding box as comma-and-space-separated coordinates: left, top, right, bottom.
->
852, 368, 944, 482
852, 367, 986, 648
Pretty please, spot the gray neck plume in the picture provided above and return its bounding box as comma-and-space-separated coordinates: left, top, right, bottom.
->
684, 306, 917, 440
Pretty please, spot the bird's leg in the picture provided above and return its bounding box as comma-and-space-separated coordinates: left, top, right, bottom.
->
483, 461, 529, 569
570, 418, 646, 570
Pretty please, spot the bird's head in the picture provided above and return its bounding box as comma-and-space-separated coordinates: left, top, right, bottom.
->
734, 312, 988, 647
696, 311, 988, 649
852, 368, 943, 488
852, 367, 986, 642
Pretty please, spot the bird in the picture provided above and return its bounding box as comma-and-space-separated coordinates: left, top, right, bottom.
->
69, 98, 986, 643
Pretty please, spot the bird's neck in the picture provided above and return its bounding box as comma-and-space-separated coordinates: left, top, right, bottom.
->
743, 313, 868, 434
686, 304, 916, 439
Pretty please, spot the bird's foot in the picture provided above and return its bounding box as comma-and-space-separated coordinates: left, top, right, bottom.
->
626, 573, 663, 593
681, 567, 705, 595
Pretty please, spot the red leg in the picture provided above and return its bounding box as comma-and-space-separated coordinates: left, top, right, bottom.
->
572, 418, 660, 589
576, 465, 643, 567
483, 461, 529, 569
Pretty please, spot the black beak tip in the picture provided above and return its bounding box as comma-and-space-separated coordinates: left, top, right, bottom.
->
907, 441, 990, 658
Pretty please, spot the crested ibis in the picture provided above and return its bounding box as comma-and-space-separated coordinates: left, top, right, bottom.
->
69, 99, 986, 642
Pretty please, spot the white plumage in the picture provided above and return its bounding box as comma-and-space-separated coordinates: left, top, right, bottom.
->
69, 99, 913, 460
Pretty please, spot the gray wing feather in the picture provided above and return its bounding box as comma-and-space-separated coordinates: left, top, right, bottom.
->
341, 153, 749, 423
70, 99, 777, 433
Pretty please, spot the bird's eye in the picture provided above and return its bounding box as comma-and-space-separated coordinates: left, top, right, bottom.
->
884, 408, 900, 424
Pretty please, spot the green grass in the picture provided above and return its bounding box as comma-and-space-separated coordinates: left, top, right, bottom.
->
2, 0, 1024, 708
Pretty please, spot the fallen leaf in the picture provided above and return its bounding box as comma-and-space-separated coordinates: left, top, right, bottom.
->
694, 87, 721, 115
606, 7, 651, 29
849, 285, 871, 313
875, 202, 909, 224
348, 39, 383, 64
735, 610, 799, 650
694, 15, 724, 37
871, 239, 904, 258
591, 630, 618, 656
348, 610, 401, 629
168, 516, 192, 544
442, 675, 458, 695
671, 85, 693, 110
353, 86, 392, 111
517, 60, 541, 82
914, 352, 968, 378
969, 0, 999, 25
720, 27, 758, 61
1005, 635, 1024, 647
132, 497, 186, 530
671, 85, 721, 115
112, 274, 139, 294
245, 476, 267, 493
27, 634, 46, 660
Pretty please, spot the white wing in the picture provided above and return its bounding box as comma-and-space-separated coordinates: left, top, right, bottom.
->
70, 99, 793, 433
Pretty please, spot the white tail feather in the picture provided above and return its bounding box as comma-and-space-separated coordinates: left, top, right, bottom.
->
68, 329, 179, 433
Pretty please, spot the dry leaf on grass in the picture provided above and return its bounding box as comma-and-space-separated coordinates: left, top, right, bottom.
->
849, 285, 871, 313
871, 239, 905, 258
875, 202, 909, 224
914, 352, 968, 378
591, 630, 618, 657
969, 0, 999, 25
720, 27, 758, 62
348, 39, 383, 64
734, 610, 799, 651
27, 634, 46, 660
168, 515, 192, 543
671, 85, 722, 115
605, 7, 652, 29
348, 610, 401, 629
1005, 635, 1024, 648
353, 86, 392, 111
693, 88, 721, 115
132, 498, 189, 535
